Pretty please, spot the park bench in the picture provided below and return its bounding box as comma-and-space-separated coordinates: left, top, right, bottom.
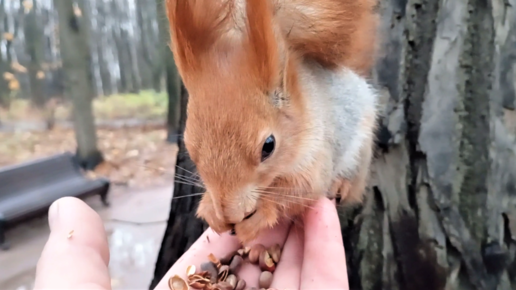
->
0, 152, 110, 250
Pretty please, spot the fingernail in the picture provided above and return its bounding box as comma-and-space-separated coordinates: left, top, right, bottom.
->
48, 200, 60, 231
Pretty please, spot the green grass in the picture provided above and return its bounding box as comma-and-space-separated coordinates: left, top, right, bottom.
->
1, 90, 168, 122
91, 90, 167, 120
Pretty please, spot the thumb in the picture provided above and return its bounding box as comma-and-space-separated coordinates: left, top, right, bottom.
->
34, 197, 111, 290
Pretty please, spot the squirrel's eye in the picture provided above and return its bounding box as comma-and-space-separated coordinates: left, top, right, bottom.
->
261, 135, 275, 162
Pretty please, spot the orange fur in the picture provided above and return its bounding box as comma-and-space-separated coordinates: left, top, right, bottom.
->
166, 0, 378, 243
274, 0, 379, 75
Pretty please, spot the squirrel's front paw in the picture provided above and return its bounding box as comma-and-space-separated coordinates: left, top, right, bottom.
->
196, 193, 233, 234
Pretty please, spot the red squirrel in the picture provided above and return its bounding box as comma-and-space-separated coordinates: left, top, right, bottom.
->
166, 0, 379, 243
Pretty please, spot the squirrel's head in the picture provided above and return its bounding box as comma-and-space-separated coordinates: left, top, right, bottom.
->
167, 0, 310, 239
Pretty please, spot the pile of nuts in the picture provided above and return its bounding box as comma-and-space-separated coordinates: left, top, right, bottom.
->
168, 243, 282, 290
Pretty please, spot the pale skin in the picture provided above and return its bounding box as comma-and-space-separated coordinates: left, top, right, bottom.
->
34, 196, 349, 289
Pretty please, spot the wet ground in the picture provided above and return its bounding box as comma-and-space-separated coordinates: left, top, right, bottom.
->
0, 185, 173, 290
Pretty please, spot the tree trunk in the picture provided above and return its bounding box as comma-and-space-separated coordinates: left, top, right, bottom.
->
0, 0, 10, 107
93, 0, 113, 96
151, 0, 516, 289
23, 0, 45, 107
149, 82, 207, 290
53, 0, 103, 170
156, 0, 181, 143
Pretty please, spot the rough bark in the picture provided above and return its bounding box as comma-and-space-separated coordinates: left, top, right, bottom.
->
151, 0, 516, 289
53, 0, 103, 170
149, 82, 207, 290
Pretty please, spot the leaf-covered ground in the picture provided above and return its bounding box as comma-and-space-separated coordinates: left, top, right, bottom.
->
0, 124, 178, 188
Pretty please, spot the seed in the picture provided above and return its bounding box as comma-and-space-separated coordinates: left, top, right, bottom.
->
259, 271, 273, 288
168, 275, 188, 290
229, 255, 243, 273
186, 265, 197, 277
226, 274, 237, 288
188, 279, 206, 289
215, 281, 234, 290
218, 265, 230, 281
248, 244, 266, 263
235, 279, 246, 290
258, 251, 276, 272
220, 251, 237, 265
267, 244, 282, 263
243, 246, 251, 255
237, 248, 245, 256
201, 262, 218, 283
208, 253, 222, 268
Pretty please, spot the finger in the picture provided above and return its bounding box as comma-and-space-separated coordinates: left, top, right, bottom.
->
236, 220, 291, 287
301, 198, 348, 289
153, 228, 242, 289
34, 197, 111, 290
270, 222, 304, 289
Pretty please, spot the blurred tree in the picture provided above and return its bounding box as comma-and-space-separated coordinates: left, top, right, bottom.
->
136, 0, 157, 90
23, 0, 45, 108
156, 0, 181, 143
53, 0, 103, 170
111, 0, 140, 94
148, 0, 515, 289
0, 0, 10, 107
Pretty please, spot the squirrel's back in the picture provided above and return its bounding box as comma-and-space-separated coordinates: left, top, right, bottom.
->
275, 0, 379, 76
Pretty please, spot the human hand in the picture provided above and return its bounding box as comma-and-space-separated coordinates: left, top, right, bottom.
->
33, 197, 348, 289
34, 196, 111, 289
154, 197, 349, 289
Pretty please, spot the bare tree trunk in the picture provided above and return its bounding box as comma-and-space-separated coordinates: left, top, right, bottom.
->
53, 0, 103, 170
151, 0, 516, 289
156, 0, 180, 143
93, 0, 113, 96
23, 0, 45, 107
0, 0, 10, 107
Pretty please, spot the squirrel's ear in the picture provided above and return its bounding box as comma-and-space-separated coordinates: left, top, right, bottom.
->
166, 0, 230, 79
244, 0, 280, 92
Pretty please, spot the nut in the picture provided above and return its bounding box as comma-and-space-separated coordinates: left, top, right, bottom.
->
237, 248, 245, 256
220, 251, 237, 265
259, 271, 273, 289
226, 274, 237, 288
258, 251, 276, 272
218, 265, 230, 281
215, 282, 233, 290
201, 262, 218, 283
188, 279, 206, 289
186, 265, 197, 277
243, 246, 251, 255
248, 244, 266, 264
267, 244, 282, 263
235, 279, 246, 290
229, 255, 243, 273
208, 253, 222, 268
168, 275, 189, 290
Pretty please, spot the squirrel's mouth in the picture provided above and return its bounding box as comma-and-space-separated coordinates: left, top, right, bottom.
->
244, 209, 257, 220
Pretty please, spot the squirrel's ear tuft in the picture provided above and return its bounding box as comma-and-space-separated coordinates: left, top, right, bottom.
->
166, 0, 231, 78
244, 0, 280, 92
